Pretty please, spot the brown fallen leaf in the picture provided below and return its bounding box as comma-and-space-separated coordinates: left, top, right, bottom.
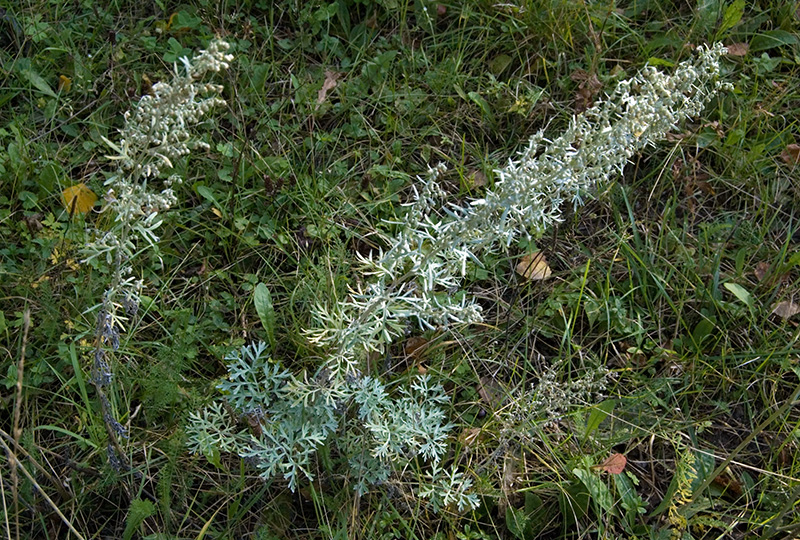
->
694, 180, 715, 196
403, 336, 429, 374
499, 451, 518, 512
478, 376, 505, 410
404, 336, 429, 358
595, 453, 627, 474
467, 170, 487, 188
458, 427, 483, 446
515, 251, 552, 281
23, 213, 43, 234
711, 468, 743, 497
772, 300, 800, 319
780, 144, 800, 165
316, 70, 340, 108
726, 42, 749, 57
571, 68, 603, 112
754, 261, 770, 282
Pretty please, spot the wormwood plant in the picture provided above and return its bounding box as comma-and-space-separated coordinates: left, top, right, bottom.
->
187, 44, 730, 509
81, 39, 232, 468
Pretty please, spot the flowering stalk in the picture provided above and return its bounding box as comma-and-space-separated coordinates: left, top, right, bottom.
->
83, 39, 232, 468
189, 44, 728, 509
309, 43, 730, 378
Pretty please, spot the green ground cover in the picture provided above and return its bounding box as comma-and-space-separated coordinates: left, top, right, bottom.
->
1, 1, 799, 538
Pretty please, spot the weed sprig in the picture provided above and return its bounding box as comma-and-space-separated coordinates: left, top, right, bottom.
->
188, 43, 729, 510
82, 39, 232, 468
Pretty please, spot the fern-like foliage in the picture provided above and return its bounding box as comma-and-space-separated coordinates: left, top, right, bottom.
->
186, 342, 477, 510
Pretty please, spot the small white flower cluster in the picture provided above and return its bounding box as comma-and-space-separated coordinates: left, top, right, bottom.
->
110, 39, 233, 179
509, 361, 612, 429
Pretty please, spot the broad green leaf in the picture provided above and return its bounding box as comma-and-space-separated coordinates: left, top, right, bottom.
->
505, 506, 528, 540
786, 251, 800, 268
719, 0, 744, 34
750, 30, 799, 52
254, 283, 276, 350
645, 57, 675, 67
691, 317, 715, 349
467, 91, 495, 122
260, 156, 291, 177
696, 0, 722, 33
723, 282, 753, 308
17, 65, 58, 98
573, 468, 617, 515
614, 471, 647, 520
585, 399, 616, 440
489, 54, 512, 76
203, 445, 222, 469
195, 185, 224, 216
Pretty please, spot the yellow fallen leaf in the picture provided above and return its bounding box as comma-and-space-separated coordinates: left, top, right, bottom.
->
211, 207, 223, 218
61, 183, 98, 216
515, 251, 551, 281
58, 75, 72, 93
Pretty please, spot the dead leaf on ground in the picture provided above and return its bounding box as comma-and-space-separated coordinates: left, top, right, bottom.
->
754, 261, 770, 282
772, 300, 800, 319
459, 427, 484, 446
726, 43, 749, 57
57, 75, 72, 92
515, 251, 551, 281
316, 70, 340, 108
571, 68, 603, 112
404, 336, 430, 373
780, 144, 800, 165
404, 336, 429, 358
694, 180, 715, 196
595, 453, 627, 474
467, 170, 487, 188
666, 131, 690, 143
711, 468, 743, 496
499, 451, 518, 512
23, 213, 43, 234
478, 376, 505, 410
61, 183, 98, 216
